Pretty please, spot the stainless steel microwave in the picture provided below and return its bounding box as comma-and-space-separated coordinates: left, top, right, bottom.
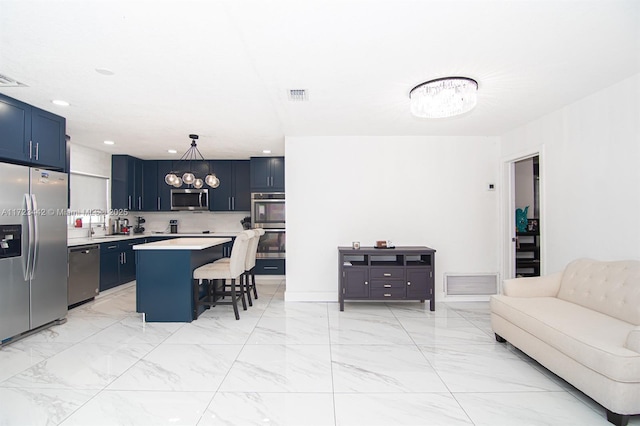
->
171, 189, 209, 211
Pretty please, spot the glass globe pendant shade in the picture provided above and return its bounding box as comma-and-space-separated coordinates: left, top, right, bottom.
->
172, 176, 183, 188
205, 174, 220, 188
164, 173, 178, 185
182, 172, 195, 185
192, 178, 204, 189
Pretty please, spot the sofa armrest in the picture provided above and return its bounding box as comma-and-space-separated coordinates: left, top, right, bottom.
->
626, 327, 640, 353
503, 271, 563, 297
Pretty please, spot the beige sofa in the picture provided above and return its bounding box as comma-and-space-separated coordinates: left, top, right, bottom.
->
490, 258, 640, 426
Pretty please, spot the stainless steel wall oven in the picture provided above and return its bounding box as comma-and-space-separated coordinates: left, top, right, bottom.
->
251, 193, 285, 259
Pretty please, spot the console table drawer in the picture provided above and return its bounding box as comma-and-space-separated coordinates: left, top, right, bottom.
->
370, 288, 406, 299
370, 280, 405, 290
370, 268, 405, 279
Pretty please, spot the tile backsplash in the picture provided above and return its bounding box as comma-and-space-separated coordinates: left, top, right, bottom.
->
136, 211, 249, 234
68, 211, 249, 238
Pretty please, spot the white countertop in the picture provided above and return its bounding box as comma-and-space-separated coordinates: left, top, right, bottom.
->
68, 231, 240, 247
133, 237, 231, 251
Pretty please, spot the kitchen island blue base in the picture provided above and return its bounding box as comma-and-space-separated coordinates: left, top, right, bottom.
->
135, 245, 224, 322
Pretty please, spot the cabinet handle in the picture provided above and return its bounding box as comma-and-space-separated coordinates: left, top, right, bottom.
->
108, 245, 117, 249
384, 284, 392, 288
128, 196, 132, 210
35, 143, 39, 160
264, 266, 279, 270
383, 273, 392, 277
228, 197, 231, 210
29, 140, 33, 159
266, 176, 269, 187
384, 293, 392, 297
157, 197, 161, 210
232, 197, 235, 210
407, 282, 411, 286
138, 196, 142, 210
364, 281, 368, 285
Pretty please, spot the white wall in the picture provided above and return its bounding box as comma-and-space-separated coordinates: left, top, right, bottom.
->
501, 73, 640, 271
285, 135, 500, 301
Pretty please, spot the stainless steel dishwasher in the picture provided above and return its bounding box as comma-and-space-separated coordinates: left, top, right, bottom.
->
68, 244, 100, 307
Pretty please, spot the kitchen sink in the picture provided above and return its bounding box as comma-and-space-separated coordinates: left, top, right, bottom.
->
92, 235, 124, 240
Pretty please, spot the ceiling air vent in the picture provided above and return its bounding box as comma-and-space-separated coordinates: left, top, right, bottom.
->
288, 89, 308, 101
0, 73, 27, 87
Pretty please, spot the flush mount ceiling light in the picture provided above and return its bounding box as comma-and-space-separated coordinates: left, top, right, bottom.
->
51, 99, 69, 106
164, 134, 219, 189
103, 140, 115, 145
409, 77, 478, 118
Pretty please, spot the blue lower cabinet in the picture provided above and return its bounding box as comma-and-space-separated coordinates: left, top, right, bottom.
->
255, 258, 285, 275
99, 239, 146, 291
99, 243, 121, 291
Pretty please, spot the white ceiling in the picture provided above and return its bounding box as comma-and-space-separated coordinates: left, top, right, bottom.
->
1, 0, 639, 160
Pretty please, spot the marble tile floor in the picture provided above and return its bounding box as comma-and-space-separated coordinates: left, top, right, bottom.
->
1, 280, 638, 426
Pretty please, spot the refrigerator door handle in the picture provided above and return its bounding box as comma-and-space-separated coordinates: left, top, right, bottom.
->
24, 193, 33, 281
30, 194, 39, 280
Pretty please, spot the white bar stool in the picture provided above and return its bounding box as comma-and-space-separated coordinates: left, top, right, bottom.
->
192, 230, 251, 320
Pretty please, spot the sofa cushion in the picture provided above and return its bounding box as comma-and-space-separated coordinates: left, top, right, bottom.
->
628, 327, 640, 353
556, 259, 640, 326
491, 295, 640, 382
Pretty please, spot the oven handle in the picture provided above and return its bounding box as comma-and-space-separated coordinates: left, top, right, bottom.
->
259, 228, 285, 232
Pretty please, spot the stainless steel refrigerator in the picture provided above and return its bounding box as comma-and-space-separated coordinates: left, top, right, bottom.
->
0, 162, 68, 343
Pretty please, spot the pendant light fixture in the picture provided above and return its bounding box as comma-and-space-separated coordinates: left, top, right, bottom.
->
410, 77, 478, 118
164, 134, 220, 189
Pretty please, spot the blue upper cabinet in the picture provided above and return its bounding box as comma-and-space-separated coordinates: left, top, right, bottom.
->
141, 160, 158, 211
209, 160, 250, 211
121, 158, 251, 212
233, 160, 251, 210
141, 160, 175, 211
156, 160, 174, 211
250, 157, 284, 192
0, 93, 66, 171
31, 107, 66, 170
112, 155, 143, 211
0, 95, 30, 162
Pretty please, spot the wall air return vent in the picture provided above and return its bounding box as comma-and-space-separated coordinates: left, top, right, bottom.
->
288, 89, 308, 101
0, 73, 27, 87
444, 273, 498, 296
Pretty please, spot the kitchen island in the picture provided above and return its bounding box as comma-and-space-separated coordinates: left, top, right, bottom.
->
133, 237, 231, 322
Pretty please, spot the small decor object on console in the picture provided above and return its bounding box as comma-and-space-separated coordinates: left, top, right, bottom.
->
375, 240, 395, 249
352, 241, 360, 249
